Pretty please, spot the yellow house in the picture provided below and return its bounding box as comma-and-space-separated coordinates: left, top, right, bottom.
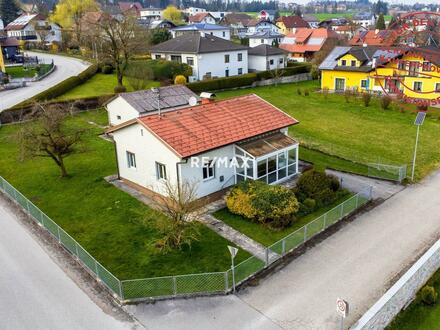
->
319, 46, 440, 105
0, 46, 5, 73
275, 16, 309, 35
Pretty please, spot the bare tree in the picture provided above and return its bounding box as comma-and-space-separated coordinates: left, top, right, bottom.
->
90, 13, 150, 91
17, 104, 86, 178
125, 62, 154, 91
150, 180, 204, 252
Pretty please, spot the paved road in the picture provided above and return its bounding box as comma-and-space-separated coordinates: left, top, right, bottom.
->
129, 170, 440, 330
0, 198, 137, 330
0, 52, 89, 112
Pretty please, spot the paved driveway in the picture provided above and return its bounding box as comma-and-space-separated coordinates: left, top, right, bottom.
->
0, 198, 137, 330
129, 170, 440, 330
0, 52, 89, 112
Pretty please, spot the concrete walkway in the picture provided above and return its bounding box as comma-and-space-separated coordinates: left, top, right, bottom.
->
128, 169, 440, 330
0, 52, 89, 111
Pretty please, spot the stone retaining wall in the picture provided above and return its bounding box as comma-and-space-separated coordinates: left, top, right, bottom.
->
351, 238, 440, 330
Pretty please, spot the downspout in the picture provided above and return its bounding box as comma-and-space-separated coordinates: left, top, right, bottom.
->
113, 140, 121, 180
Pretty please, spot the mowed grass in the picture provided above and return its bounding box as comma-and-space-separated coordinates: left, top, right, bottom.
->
55, 73, 160, 101
387, 268, 440, 330
213, 192, 352, 247
6, 64, 51, 78
217, 81, 440, 180
0, 109, 249, 280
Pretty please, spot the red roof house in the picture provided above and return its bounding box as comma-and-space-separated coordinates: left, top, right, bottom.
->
108, 94, 300, 198
349, 29, 399, 47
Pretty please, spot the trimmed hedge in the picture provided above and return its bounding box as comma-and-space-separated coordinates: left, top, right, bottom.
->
12, 64, 99, 108
188, 64, 311, 93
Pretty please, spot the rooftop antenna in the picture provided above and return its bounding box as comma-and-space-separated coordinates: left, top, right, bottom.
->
151, 87, 161, 117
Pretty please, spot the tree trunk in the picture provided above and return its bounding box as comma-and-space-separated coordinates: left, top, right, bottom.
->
58, 157, 68, 177
116, 64, 124, 87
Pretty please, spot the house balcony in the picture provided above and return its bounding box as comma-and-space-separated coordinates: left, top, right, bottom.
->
234, 132, 299, 185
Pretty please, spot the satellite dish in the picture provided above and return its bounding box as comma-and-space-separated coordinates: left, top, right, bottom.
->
188, 96, 198, 107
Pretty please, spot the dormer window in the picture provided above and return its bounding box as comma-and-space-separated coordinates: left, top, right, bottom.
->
351, 60, 356, 67
341, 60, 347, 66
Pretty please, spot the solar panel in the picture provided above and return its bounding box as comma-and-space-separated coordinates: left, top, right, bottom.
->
414, 112, 426, 126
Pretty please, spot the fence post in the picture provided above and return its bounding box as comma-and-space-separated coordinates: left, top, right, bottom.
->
355, 194, 359, 209
40, 210, 45, 227
282, 239, 286, 255
224, 271, 229, 292
118, 280, 124, 300
57, 226, 61, 242
95, 261, 100, 278
265, 248, 269, 266
173, 276, 177, 296
304, 225, 308, 242
323, 213, 327, 230
369, 186, 373, 200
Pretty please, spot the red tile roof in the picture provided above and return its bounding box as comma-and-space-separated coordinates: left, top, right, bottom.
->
280, 28, 340, 54
189, 12, 213, 23
349, 29, 398, 46
114, 94, 298, 158
276, 15, 309, 29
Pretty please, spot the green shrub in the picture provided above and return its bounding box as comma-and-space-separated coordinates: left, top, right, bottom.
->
421, 285, 438, 305
188, 73, 257, 93
293, 169, 341, 209
299, 198, 316, 214
145, 59, 192, 80
114, 85, 127, 93
362, 92, 372, 107
380, 95, 392, 110
297, 88, 302, 95
225, 180, 299, 229
77, 63, 99, 82
255, 64, 311, 80
101, 65, 114, 74
304, 89, 310, 96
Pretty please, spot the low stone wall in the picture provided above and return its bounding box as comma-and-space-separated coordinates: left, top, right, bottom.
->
351, 238, 440, 330
253, 73, 312, 87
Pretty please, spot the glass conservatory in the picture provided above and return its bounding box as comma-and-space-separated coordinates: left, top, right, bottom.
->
234, 132, 299, 184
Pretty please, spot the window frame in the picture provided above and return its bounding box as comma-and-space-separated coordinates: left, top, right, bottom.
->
186, 56, 194, 66
238, 68, 243, 75
237, 53, 242, 62
351, 60, 356, 67
156, 162, 167, 180
413, 81, 422, 92
341, 59, 347, 66
126, 151, 136, 169
202, 160, 215, 181
224, 54, 230, 63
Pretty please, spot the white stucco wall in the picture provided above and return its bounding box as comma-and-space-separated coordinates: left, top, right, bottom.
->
106, 96, 140, 126
248, 54, 286, 71
196, 50, 248, 79
113, 123, 181, 196
180, 145, 236, 198
249, 37, 281, 47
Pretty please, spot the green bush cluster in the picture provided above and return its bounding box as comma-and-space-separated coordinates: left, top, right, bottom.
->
293, 169, 343, 216
420, 285, 438, 306
225, 180, 299, 229
146, 60, 192, 81
188, 73, 258, 93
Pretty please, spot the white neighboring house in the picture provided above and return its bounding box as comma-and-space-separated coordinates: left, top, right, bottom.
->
247, 19, 280, 35
352, 12, 376, 28
171, 23, 231, 40
0, 18, 4, 30
248, 44, 287, 71
248, 31, 284, 47
209, 11, 230, 21
5, 13, 62, 44
150, 34, 249, 81
185, 7, 207, 16
105, 85, 199, 126
107, 94, 300, 199
140, 7, 163, 21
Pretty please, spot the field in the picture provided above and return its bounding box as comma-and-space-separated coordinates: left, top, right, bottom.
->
217, 81, 440, 180
0, 109, 249, 280
55, 73, 159, 101
245, 12, 392, 22
388, 268, 440, 330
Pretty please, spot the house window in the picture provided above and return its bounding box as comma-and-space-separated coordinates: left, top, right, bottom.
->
225, 69, 229, 77
361, 79, 368, 89
222, 31, 226, 37
116, 115, 121, 120
202, 160, 215, 180
269, 59, 274, 65
186, 57, 194, 65
155, 55, 161, 60
126, 151, 136, 168
422, 61, 431, 71
413, 81, 422, 92
436, 83, 440, 93
398, 60, 406, 70
279, 58, 283, 64
170, 55, 182, 63
224, 54, 230, 63
409, 61, 419, 76
341, 60, 347, 66
156, 162, 167, 180
351, 60, 356, 67
238, 53, 242, 61
238, 68, 243, 75
335, 78, 345, 91
261, 39, 264, 43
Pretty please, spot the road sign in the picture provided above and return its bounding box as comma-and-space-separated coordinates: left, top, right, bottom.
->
336, 298, 349, 318
228, 246, 238, 258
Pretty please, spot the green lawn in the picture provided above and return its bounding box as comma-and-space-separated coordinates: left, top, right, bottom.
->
0, 109, 249, 280
388, 268, 440, 330
55, 73, 159, 101
6, 64, 51, 78
213, 192, 352, 247
217, 81, 440, 180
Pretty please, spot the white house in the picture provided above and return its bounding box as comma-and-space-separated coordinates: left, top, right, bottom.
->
248, 30, 284, 47
140, 7, 163, 21
185, 7, 207, 16
248, 44, 287, 71
188, 12, 216, 25
150, 34, 249, 81
171, 23, 231, 40
5, 13, 62, 44
107, 94, 300, 199
209, 11, 230, 21
247, 19, 280, 35
352, 13, 376, 28
105, 85, 199, 126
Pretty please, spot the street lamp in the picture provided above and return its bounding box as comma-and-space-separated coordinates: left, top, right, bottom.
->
228, 245, 238, 293
411, 112, 426, 181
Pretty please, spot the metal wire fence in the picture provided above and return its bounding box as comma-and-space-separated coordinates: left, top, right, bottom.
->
0, 175, 372, 302
367, 163, 407, 182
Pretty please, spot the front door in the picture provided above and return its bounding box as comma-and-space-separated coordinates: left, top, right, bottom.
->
335, 78, 345, 91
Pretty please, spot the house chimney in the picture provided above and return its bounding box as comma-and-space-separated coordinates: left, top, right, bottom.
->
372, 57, 377, 68
200, 92, 216, 104
363, 43, 368, 47
375, 29, 379, 34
